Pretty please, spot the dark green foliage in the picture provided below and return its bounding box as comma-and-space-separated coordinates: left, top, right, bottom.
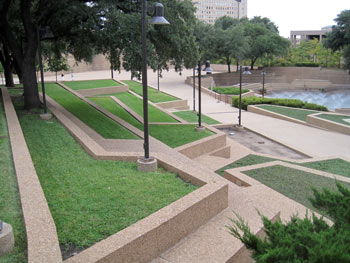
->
229, 183, 350, 263
212, 86, 249, 95
294, 62, 320, 67
324, 10, 350, 71
232, 97, 328, 111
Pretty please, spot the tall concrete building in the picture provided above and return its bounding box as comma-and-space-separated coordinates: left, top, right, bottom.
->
194, 0, 247, 24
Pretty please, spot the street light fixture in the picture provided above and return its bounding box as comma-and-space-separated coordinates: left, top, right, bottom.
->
197, 60, 213, 130
238, 65, 251, 127
138, 1, 169, 171
236, 0, 242, 21
37, 26, 54, 118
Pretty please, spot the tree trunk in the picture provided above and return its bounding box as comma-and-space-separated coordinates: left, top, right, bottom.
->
0, 52, 14, 87
251, 57, 257, 70
22, 52, 40, 109
226, 57, 231, 73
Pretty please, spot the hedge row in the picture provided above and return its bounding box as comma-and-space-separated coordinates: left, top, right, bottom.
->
212, 86, 249, 95
232, 96, 328, 111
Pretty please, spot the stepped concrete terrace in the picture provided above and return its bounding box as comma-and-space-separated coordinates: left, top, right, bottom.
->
10, 68, 347, 262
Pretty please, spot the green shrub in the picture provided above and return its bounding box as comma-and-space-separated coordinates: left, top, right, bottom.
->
228, 183, 350, 263
232, 96, 328, 111
212, 86, 249, 95
294, 62, 320, 67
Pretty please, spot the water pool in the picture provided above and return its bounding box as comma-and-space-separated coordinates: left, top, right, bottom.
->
266, 89, 350, 110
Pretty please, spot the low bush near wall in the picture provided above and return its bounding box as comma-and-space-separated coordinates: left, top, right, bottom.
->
212, 86, 249, 95
232, 97, 328, 111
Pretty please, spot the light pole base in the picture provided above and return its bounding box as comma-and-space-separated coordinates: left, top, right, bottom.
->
137, 157, 158, 172
40, 113, 52, 120
195, 126, 206, 132
234, 125, 245, 132
0, 222, 14, 256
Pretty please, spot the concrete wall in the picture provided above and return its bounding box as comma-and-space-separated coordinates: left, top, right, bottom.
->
204, 67, 350, 88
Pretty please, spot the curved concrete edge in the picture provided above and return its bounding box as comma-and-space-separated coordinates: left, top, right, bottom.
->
1, 88, 62, 263
64, 182, 228, 263
307, 113, 350, 135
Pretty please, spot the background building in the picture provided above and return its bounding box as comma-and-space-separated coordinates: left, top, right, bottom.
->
290, 26, 332, 47
194, 0, 247, 24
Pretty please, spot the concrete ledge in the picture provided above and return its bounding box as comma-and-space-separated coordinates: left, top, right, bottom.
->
0, 222, 14, 256
156, 99, 188, 109
209, 145, 231, 159
307, 113, 350, 135
75, 84, 129, 97
335, 108, 350, 115
64, 182, 228, 263
2, 88, 62, 263
176, 126, 227, 159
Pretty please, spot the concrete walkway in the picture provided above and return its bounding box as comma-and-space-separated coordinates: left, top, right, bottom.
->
46, 68, 350, 159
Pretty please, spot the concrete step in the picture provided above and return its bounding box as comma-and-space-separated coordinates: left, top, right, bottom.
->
150, 184, 286, 263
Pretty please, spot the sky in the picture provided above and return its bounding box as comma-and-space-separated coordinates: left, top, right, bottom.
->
248, 0, 349, 38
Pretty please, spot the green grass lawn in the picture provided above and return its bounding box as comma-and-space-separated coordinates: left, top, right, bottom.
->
88, 97, 214, 148
122, 80, 178, 103
299, 159, 350, 178
316, 114, 350, 126
243, 165, 350, 210
216, 154, 350, 178
45, 83, 139, 139
213, 86, 249, 95
18, 110, 198, 256
149, 124, 214, 148
62, 79, 122, 90
215, 154, 276, 176
0, 94, 27, 263
114, 92, 178, 123
173, 111, 220, 125
6, 88, 24, 96
257, 105, 318, 122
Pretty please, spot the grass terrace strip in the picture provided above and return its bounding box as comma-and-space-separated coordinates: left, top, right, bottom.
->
173, 111, 220, 125
0, 91, 27, 263
243, 165, 350, 210
17, 110, 198, 259
62, 79, 122, 90
88, 97, 214, 148
114, 92, 178, 123
45, 83, 139, 139
89, 97, 143, 130
257, 105, 318, 122
149, 124, 214, 148
122, 80, 178, 103
299, 159, 350, 178
316, 114, 350, 126
215, 154, 276, 176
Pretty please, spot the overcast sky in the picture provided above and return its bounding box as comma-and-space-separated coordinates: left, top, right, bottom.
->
248, 0, 349, 38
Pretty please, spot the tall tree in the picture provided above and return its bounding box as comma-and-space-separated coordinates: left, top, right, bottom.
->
324, 9, 350, 72
0, 0, 199, 109
242, 17, 290, 69
213, 17, 248, 72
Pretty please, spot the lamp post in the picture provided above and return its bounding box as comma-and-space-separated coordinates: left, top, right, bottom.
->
193, 67, 196, 112
138, 1, 169, 171
236, 0, 241, 20
238, 65, 251, 127
37, 26, 54, 118
261, 68, 266, 98
196, 60, 213, 130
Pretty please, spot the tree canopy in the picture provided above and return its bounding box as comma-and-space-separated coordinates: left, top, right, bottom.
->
324, 9, 350, 72
0, 0, 199, 109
